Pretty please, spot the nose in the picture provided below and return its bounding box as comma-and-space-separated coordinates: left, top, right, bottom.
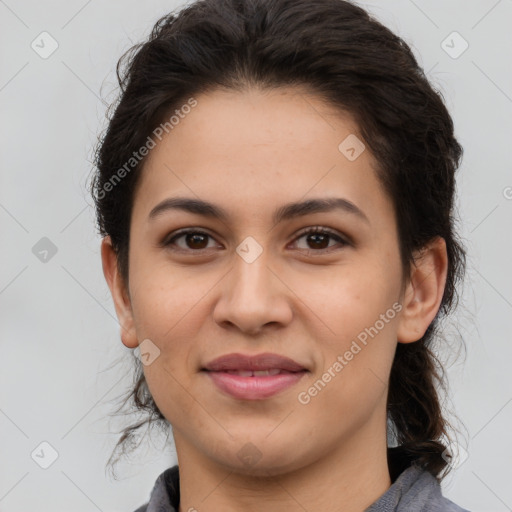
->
212, 244, 293, 336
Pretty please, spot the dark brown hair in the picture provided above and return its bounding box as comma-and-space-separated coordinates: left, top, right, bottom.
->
91, 0, 467, 480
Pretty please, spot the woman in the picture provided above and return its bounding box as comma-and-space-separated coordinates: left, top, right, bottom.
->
91, 0, 470, 510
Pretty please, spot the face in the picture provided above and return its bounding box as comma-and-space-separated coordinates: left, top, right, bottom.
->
112, 87, 411, 476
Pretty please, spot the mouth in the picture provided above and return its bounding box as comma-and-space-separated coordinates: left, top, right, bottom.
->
202, 352, 308, 372
201, 352, 309, 400
213, 369, 292, 377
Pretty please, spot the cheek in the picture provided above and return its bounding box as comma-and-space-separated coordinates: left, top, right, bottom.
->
135, 290, 201, 422
299, 300, 398, 428
129, 257, 200, 339
294, 260, 400, 394
128, 284, 196, 411
143, 361, 198, 430
290, 259, 397, 342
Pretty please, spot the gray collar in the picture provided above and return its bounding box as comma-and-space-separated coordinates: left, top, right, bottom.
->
136, 452, 470, 512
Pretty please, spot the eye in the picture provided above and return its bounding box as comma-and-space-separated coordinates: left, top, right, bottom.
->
163, 228, 220, 252
162, 226, 350, 254
290, 226, 350, 254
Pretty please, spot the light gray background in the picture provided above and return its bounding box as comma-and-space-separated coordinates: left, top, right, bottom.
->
1, 0, 511, 511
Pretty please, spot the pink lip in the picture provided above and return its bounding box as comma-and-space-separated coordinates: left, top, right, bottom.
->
204, 370, 307, 400
203, 352, 307, 372
202, 352, 308, 400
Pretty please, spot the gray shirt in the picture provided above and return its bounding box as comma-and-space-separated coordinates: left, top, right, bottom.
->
134, 449, 470, 512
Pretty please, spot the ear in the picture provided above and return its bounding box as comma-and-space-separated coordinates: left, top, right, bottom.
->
101, 236, 139, 348
396, 236, 448, 343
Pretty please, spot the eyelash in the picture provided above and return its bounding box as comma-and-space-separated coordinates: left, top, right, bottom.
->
162, 226, 350, 255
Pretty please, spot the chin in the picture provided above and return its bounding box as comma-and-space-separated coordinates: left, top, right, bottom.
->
208, 440, 309, 478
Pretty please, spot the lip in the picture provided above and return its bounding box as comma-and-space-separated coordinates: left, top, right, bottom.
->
204, 370, 307, 400
202, 352, 307, 372
201, 352, 308, 400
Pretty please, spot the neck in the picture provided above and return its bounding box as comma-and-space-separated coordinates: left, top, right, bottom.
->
175, 421, 392, 512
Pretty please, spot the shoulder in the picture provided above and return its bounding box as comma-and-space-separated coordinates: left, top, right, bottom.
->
366, 463, 471, 511
131, 465, 180, 512
381, 447, 471, 512
402, 466, 471, 512
414, 468, 471, 511
440, 497, 471, 512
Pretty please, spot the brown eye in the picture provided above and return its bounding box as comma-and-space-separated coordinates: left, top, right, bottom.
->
164, 229, 218, 251
162, 226, 349, 254
291, 227, 349, 253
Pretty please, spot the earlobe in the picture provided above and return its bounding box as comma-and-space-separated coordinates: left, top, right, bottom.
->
396, 237, 448, 344
100, 236, 139, 348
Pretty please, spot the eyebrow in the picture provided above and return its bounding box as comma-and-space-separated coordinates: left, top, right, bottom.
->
148, 196, 370, 226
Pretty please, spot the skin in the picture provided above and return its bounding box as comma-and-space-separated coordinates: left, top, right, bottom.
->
102, 86, 448, 512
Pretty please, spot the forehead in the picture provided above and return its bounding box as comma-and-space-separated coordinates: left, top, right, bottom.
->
133, 86, 394, 230
159, 86, 361, 160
